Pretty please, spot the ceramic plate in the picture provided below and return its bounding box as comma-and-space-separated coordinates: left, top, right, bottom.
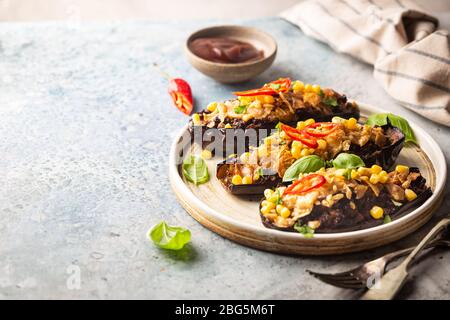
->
169, 102, 446, 255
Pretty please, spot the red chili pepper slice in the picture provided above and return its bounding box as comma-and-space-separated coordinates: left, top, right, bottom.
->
233, 78, 292, 96
303, 122, 338, 138
283, 174, 326, 196
168, 78, 193, 115
280, 124, 318, 149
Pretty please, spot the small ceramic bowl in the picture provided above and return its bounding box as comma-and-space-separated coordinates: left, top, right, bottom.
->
185, 25, 277, 84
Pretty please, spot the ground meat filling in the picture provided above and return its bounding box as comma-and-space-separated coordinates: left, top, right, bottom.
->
260, 166, 429, 232
226, 118, 393, 186
193, 88, 356, 128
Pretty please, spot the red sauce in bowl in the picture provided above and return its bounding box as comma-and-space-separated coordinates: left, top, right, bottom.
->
189, 37, 264, 64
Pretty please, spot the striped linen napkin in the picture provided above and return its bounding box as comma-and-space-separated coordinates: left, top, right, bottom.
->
281, 0, 450, 127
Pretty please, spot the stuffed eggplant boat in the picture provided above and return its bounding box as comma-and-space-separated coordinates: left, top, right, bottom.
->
259, 165, 431, 234
216, 117, 405, 195
189, 78, 360, 156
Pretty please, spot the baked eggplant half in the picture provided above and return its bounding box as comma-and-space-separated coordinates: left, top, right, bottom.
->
188, 78, 360, 156
216, 118, 405, 195
259, 166, 431, 233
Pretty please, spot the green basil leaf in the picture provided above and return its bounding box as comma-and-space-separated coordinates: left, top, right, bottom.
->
294, 223, 315, 238
148, 221, 191, 250
182, 155, 209, 185
256, 167, 263, 177
275, 189, 283, 205
366, 113, 388, 126
275, 122, 282, 132
270, 83, 281, 90
282, 155, 326, 182
366, 113, 417, 144
331, 153, 365, 169
322, 96, 338, 107
383, 215, 392, 224
234, 104, 247, 114
386, 114, 417, 144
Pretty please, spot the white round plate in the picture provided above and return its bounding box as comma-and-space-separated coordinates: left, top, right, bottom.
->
169, 102, 446, 255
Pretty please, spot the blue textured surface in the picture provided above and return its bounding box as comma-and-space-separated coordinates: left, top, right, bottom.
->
0, 18, 449, 299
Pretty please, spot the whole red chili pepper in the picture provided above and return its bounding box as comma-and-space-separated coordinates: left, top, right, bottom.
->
168, 78, 193, 115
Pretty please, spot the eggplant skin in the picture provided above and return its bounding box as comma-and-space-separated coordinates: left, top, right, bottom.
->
349, 125, 405, 169
259, 168, 432, 233
188, 96, 360, 157
216, 158, 281, 198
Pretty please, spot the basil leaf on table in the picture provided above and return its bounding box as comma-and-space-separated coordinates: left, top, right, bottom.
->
283, 155, 326, 182
182, 155, 209, 185
366, 113, 417, 144
148, 221, 191, 250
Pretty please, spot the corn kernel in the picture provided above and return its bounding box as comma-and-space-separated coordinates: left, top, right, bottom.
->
242, 175, 253, 184
206, 102, 217, 112
264, 189, 274, 199
192, 113, 201, 125
371, 165, 383, 174
291, 140, 303, 149
231, 174, 242, 185
300, 148, 311, 157
312, 84, 321, 94
260, 205, 272, 215
369, 174, 380, 184
346, 117, 358, 130
396, 165, 409, 174
293, 80, 305, 92
200, 149, 212, 160
317, 139, 327, 150
238, 96, 253, 105
224, 123, 232, 129
357, 167, 371, 176
304, 84, 313, 92
276, 204, 285, 215
291, 146, 302, 159
370, 206, 384, 219
267, 194, 279, 203
296, 121, 306, 130
350, 169, 359, 179
264, 95, 275, 104
280, 207, 291, 218
405, 189, 417, 201
262, 200, 276, 210
304, 118, 315, 126
379, 171, 389, 183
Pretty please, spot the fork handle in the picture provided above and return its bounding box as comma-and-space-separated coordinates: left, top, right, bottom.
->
400, 218, 450, 269
382, 237, 443, 263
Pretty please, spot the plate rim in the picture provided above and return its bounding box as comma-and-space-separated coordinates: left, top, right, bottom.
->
169, 102, 447, 241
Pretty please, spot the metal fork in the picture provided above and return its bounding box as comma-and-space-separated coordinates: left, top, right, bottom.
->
307, 237, 450, 289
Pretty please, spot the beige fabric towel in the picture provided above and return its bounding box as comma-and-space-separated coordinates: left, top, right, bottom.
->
281, 0, 450, 127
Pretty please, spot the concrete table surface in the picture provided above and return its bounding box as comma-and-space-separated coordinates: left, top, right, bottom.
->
0, 18, 449, 300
